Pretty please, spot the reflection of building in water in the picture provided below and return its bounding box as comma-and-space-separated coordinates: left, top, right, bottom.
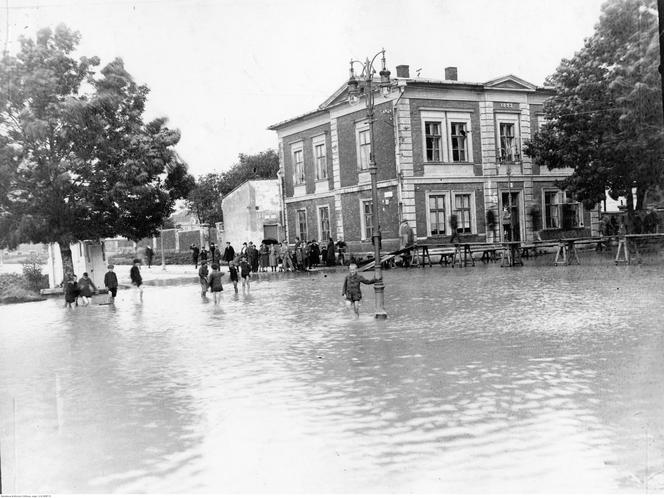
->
270, 64, 596, 254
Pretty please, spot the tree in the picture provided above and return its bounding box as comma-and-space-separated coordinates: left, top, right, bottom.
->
184, 149, 279, 233
0, 25, 194, 278
186, 173, 225, 233
524, 0, 664, 213
219, 149, 279, 196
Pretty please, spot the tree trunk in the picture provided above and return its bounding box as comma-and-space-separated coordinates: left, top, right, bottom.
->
635, 187, 645, 211
626, 188, 635, 214
59, 242, 74, 284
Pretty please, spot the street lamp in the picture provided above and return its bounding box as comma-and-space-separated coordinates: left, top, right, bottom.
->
347, 48, 391, 320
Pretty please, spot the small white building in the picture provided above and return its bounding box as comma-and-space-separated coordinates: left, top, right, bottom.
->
46, 241, 108, 289
221, 180, 282, 246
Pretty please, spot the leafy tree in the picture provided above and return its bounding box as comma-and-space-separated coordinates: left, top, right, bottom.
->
0, 25, 194, 279
184, 149, 279, 232
219, 149, 279, 196
186, 173, 225, 232
524, 0, 663, 213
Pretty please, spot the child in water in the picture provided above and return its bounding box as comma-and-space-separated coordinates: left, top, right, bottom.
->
63, 273, 79, 308
239, 256, 251, 289
208, 263, 224, 304
342, 263, 380, 317
228, 261, 239, 293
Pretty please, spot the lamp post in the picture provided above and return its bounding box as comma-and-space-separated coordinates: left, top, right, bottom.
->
347, 49, 391, 320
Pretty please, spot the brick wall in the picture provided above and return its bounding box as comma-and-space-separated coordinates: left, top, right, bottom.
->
286, 195, 336, 243
338, 186, 400, 253
414, 181, 486, 240
409, 99, 482, 177
281, 122, 332, 197
336, 102, 397, 188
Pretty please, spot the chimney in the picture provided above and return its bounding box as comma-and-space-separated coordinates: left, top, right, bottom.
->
445, 66, 458, 81
396, 65, 410, 78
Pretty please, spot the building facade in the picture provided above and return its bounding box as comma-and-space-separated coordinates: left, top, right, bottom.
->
269, 66, 595, 255
220, 179, 282, 246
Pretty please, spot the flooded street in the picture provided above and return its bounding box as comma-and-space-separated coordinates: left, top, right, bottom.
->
1, 262, 664, 493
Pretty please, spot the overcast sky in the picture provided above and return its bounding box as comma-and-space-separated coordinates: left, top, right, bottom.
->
3, 0, 607, 177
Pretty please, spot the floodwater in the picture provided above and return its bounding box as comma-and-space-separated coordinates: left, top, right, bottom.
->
1, 259, 663, 493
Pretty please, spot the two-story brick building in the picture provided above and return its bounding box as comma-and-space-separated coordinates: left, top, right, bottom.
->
269, 65, 595, 255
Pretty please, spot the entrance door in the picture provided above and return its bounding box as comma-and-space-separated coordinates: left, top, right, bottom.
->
501, 192, 521, 241
263, 224, 279, 241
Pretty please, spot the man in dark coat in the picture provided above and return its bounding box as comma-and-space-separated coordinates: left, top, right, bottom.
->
449, 213, 460, 244
326, 238, 336, 266
248, 242, 260, 273
223, 242, 235, 263
190, 244, 200, 268
209, 242, 217, 264
145, 246, 154, 268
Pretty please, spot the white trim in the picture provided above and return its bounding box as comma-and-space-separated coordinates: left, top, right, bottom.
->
315, 180, 329, 194
273, 113, 329, 139
450, 190, 477, 234
422, 115, 446, 162
418, 107, 475, 113
358, 171, 371, 184
296, 208, 308, 241
495, 113, 521, 161
291, 141, 305, 186
425, 191, 450, 236
421, 110, 473, 164
317, 203, 331, 242
312, 134, 328, 182
541, 188, 584, 229
447, 113, 473, 163
359, 197, 373, 241
284, 179, 399, 203
355, 122, 371, 171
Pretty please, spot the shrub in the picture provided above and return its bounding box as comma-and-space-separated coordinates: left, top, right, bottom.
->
22, 255, 48, 292
0, 273, 44, 303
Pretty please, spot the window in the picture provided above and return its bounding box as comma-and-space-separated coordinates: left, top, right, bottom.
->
499, 122, 517, 162
450, 122, 467, 162
454, 194, 472, 233
293, 148, 305, 185
429, 194, 446, 235
543, 190, 584, 229
425, 121, 442, 161
357, 127, 371, 170
318, 206, 330, 241
362, 200, 373, 240
297, 209, 307, 241
544, 191, 561, 229
314, 137, 327, 181
421, 110, 473, 163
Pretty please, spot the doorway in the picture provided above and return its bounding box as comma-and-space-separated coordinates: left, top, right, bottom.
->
501, 191, 521, 241
263, 224, 279, 242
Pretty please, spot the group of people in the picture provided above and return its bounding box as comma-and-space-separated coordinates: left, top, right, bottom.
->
63, 260, 142, 308
599, 209, 660, 237
191, 238, 349, 273
63, 271, 99, 307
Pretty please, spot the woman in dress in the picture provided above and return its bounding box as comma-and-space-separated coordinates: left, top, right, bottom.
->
259, 243, 270, 272
269, 243, 278, 272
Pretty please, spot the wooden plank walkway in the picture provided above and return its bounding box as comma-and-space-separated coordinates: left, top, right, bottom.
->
357, 234, 664, 271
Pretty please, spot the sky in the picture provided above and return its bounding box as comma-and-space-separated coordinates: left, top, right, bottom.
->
2, 0, 608, 177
